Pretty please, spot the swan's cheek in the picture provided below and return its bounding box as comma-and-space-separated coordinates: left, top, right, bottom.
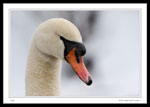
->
53, 44, 64, 59
34, 34, 64, 59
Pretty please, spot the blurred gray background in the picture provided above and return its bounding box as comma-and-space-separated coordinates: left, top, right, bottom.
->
10, 10, 141, 97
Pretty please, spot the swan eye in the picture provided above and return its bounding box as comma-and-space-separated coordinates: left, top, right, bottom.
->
59, 36, 86, 62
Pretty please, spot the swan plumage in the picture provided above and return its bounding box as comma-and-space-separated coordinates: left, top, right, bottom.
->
25, 18, 92, 96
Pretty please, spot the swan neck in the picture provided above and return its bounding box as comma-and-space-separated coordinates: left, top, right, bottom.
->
26, 41, 62, 96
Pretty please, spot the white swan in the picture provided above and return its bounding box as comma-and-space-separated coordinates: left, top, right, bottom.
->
25, 18, 93, 96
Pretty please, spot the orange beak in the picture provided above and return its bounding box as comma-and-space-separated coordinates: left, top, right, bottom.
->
66, 48, 93, 85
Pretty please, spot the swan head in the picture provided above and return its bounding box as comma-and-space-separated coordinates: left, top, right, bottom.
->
34, 18, 92, 86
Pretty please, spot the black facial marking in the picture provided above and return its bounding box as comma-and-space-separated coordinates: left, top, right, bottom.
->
75, 50, 80, 63
60, 36, 86, 63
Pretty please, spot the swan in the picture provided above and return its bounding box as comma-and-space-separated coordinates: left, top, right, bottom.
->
25, 18, 93, 96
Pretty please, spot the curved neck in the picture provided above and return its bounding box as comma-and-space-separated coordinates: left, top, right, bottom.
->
25, 41, 62, 96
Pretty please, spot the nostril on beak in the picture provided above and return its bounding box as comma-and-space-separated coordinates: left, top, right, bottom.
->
86, 76, 92, 86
